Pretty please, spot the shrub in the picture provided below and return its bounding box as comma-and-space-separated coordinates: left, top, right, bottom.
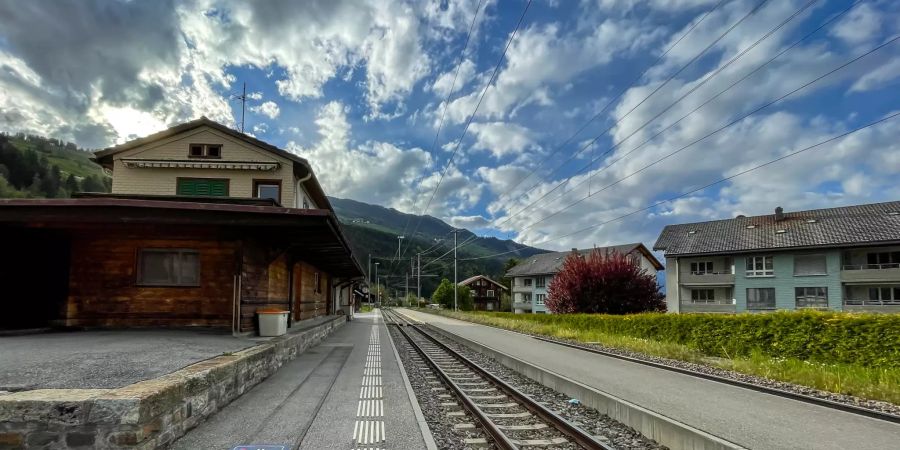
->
546, 250, 665, 314
439, 310, 900, 368
431, 278, 474, 311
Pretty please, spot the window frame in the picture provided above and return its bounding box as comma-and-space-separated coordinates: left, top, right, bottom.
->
535, 276, 546, 288
187, 143, 223, 159
690, 261, 714, 275
794, 254, 828, 276
136, 248, 201, 287
535, 294, 546, 305
745, 256, 774, 277
690, 288, 716, 303
746, 287, 776, 310
795, 286, 828, 309
523, 278, 533, 287
486, 289, 495, 298
252, 179, 282, 204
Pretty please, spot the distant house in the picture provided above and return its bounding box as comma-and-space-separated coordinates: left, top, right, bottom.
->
506, 243, 663, 314
0, 117, 364, 333
653, 201, 900, 314
458, 275, 507, 311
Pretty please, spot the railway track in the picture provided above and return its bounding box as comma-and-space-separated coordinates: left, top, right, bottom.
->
383, 309, 614, 450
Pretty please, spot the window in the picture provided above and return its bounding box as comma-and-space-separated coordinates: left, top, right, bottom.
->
795, 287, 827, 308
869, 287, 900, 301
690, 261, 714, 274
524, 278, 533, 287
187, 143, 223, 158
747, 288, 776, 310
691, 289, 716, 303
518, 293, 532, 303
535, 276, 546, 287
746, 256, 774, 277
794, 254, 827, 276
486, 290, 495, 298
176, 178, 229, 197
535, 294, 546, 305
866, 251, 900, 268
137, 249, 199, 286
253, 180, 281, 203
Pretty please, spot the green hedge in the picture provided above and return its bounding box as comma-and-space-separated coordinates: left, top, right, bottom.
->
450, 311, 900, 368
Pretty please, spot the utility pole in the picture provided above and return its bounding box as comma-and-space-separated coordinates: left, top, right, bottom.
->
417, 253, 422, 305
453, 229, 458, 311
374, 262, 380, 306
367, 254, 371, 304
405, 273, 409, 306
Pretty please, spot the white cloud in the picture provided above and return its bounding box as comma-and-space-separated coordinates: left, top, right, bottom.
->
468, 122, 535, 159
850, 57, 900, 92
251, 101, 281, 119
430, 59, 477, 97
831, 3, 882, 47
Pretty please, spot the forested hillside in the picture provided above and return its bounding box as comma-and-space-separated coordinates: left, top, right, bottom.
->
0, 132, 110, 198
330, 196, 547, 298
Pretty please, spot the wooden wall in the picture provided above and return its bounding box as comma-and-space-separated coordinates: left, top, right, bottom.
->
293, 261, 330, 321
239, 245, 290, 332
67, 233, 237, 328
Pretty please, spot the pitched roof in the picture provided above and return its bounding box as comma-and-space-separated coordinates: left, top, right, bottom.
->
505, 243, 662, 276
653, 200, 900, 256
92, 117, 332, 212
458, 275, 508, 290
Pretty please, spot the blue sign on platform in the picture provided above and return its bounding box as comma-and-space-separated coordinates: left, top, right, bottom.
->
232, 446, 287, 450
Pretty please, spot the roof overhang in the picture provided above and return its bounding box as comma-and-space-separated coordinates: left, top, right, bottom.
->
0, 198, 364, 277
659, 240, 900, 258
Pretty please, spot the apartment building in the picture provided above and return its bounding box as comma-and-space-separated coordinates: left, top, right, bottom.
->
506, 243, 663, 313
654, 201, 900, 313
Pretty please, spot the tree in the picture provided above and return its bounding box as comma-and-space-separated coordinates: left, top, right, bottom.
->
65, 174, 80, 194
431, 278, 474, 310
80, 174, 106, 193
546, 250, 665, 314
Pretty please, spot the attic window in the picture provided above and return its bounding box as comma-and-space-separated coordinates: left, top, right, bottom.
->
806, 219, 818, 223
188, 144, 222, 159
889, 212, 900, 216
688, 230, 697, 235
746, 225, 756, 229
775, 229, 787, 234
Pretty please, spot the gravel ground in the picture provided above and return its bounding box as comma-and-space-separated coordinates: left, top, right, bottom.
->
417, 325, 666, 450
530, 335, 900, 417
389, 325, 495, 450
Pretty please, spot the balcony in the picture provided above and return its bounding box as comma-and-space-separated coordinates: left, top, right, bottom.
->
680, 271, 735, 286
844, 298, 900, 313
513, 301, 532, 312
680, 301, 735, 314
840, 263, 900, 283
512, 284, 533, 293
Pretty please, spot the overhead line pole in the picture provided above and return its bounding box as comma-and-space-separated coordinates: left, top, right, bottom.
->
417, 253, 422, 305
454, 229, 459, 311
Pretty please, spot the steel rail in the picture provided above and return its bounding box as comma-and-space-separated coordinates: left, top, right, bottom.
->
385, 309, 613, 450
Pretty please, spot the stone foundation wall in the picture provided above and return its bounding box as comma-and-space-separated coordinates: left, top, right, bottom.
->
0, 316, 346, 449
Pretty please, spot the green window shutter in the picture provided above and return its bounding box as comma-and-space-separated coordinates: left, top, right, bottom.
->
177, 179, 228, 197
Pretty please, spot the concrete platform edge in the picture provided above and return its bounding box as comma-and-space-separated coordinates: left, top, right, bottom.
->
0, 316, 347, 450
409, 313, 745, 450
381, 310, 438, 450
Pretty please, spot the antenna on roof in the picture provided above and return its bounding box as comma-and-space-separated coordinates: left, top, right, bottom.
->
231, 82, 247, 133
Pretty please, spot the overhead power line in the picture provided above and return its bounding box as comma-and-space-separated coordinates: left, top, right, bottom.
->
398, 0, 534, 274
514, 29, 898, 235
492, 0, 772, 230
462, 110, 900, 260
490, 0, 727, 207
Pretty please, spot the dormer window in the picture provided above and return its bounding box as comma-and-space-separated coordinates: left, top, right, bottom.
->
188, 144, 222, 159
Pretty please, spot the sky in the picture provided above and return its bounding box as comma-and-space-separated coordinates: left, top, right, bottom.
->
0, 0, 898, 253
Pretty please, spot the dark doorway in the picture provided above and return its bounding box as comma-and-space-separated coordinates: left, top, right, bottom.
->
0, 228, 70, 329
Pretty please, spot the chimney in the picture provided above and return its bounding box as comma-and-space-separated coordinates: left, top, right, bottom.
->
775, 206, 785, 221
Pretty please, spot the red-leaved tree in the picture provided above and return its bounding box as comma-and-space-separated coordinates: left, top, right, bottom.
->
545, 250, 665, 314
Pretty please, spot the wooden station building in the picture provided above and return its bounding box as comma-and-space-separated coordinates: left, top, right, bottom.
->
0, 118, 365, 334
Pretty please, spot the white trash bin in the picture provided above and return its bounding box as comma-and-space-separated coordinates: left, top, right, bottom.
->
257, 310, 289, 337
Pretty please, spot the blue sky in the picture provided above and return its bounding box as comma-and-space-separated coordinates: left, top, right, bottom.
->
1, 0, 898, 252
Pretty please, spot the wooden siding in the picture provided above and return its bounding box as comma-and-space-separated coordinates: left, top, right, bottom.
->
239, 245, 291, 332
293, 261, 330, 321
67, 234, 237, 327
110, 127, 297, 206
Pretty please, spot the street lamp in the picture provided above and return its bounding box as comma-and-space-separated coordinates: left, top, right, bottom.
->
397, 235, 405, 262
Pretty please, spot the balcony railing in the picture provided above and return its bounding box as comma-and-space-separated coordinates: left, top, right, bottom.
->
842, 263, 900, 270
844, 298, 900, 306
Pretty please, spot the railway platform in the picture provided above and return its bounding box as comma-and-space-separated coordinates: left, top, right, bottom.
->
171, 311, 433, 450
397, 308, 900, 450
